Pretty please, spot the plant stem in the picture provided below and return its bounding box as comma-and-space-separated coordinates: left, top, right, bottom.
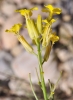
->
37, 39, 48, 100
29, 73, 39, 100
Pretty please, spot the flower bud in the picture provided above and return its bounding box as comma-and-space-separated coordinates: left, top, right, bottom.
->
37, 15, 42, 34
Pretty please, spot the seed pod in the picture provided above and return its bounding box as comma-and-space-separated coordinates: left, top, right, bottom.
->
43, 43, 52, 62
42, 26, 51, 47
26, 19, 35, 39
17, 35, 33, 53
37, 15, 42, 34
31, 20, 39, 38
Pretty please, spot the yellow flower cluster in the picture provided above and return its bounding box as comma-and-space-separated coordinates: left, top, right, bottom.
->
5, 4, 61, 62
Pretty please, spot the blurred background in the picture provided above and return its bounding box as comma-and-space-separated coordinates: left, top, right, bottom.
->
0, 0, 73, 100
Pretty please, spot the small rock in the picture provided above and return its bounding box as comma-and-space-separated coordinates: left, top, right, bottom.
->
0, 59, 13, 80
59, 59, 73, 86
62, 14, 71, 22
55, 49, 73, 62
0, 13, 5, 25
68, 42, 73, 53
63, 23, 73, 36
0, 50, 13, 62
16, 0, 33, 9
30, 0, 44, 4
45, 0, 59, 4
0, 40, 2, 50
59, 24, 72, 38
9, 79, 32, 96
1, 1, 16, 17
11, 50, 59, 83
13, 0, 23, 5
0, 50, 13, 79
4, 0, 14, 4
68, 75, 73, 89
60, 80, 72, 96
59, 24, 72, 46
59, 59, 73, 72
11, 44, 24, 57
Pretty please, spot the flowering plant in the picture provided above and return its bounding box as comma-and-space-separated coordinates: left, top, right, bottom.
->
5, 4, 62, 100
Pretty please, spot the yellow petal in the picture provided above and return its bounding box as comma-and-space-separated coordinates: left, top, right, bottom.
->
43, 4, 62, 15
42, 19, 48, 23
5, 23, 22, 34
50, 19, 56, 24
50, 34, 59, 44
15, 9, 32, 18
43, 19, 56, 25
44, 5, 53, 11
15, 7, 38, 18
53, 8, 62, 14
15, 9, 26, 16
30, 7, 38, 11
42, 19, 56, 36
12, 23, 22, 32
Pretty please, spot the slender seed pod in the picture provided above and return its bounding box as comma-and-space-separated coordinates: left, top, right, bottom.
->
31, 20, 39, 38
37, 15, 42, 34
17, 35, 33, 53
42, 26, 50, 47
43, 43, 52, 62
26, 19, 35, 39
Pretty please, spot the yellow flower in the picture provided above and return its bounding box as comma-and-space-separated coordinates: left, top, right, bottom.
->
15, 7, 38, 19
42, 5, 61, 21
16, 7, 39, 41
5, 23, 33, 53
43, 33, 59, 62
42, 4, 62, 14
42, 29, 59, 47
17, 35, 33, 53
5, 23, 22, 34
50, 33, 59, 45
42, 18, 56, 24
42, 19, 56, 47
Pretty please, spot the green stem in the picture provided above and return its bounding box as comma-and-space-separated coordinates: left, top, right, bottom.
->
37, 39, 48, 100
29, 73, 39, 100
